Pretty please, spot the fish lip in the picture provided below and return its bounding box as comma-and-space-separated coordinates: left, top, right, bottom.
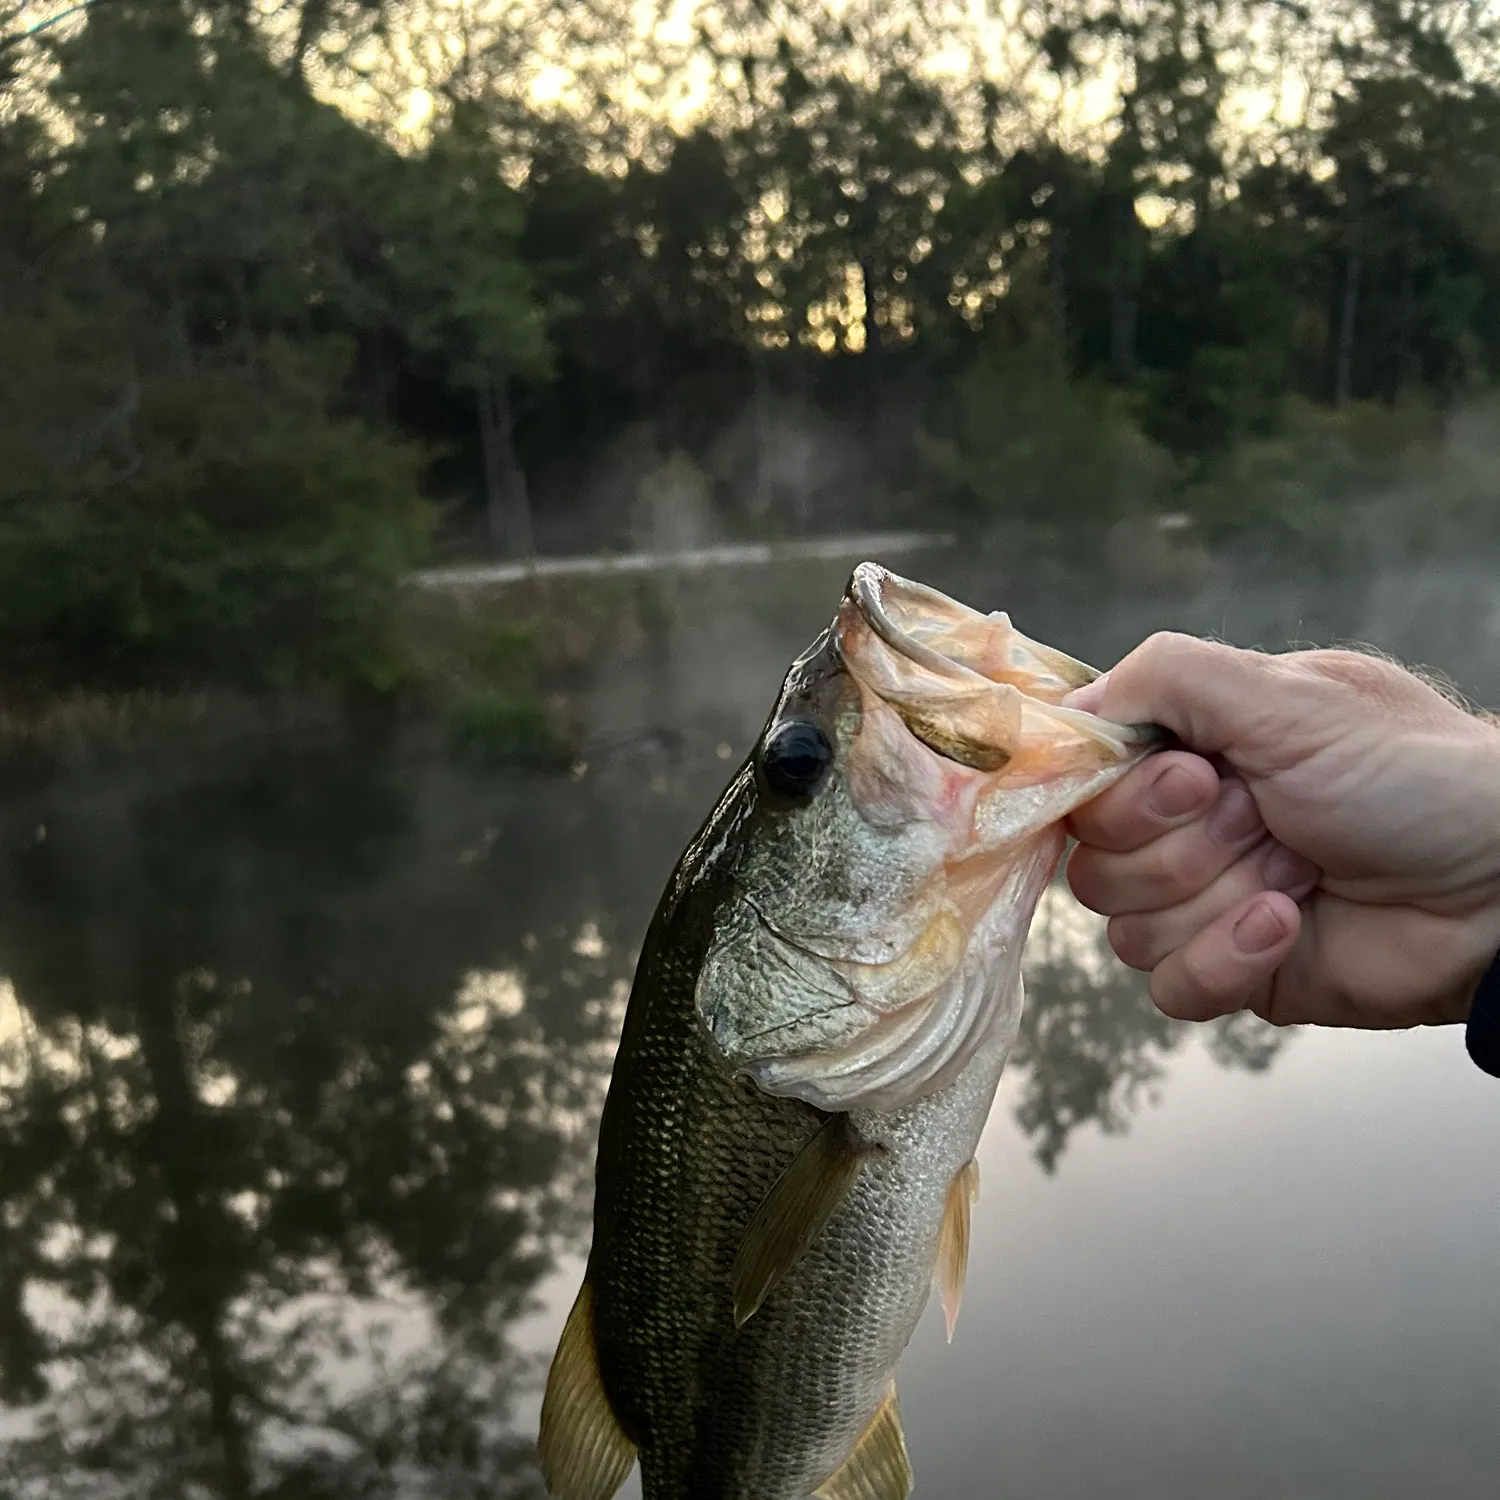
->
845, 561, 970, 679
842, 560, 1169, 755
838, 561, 1020, 770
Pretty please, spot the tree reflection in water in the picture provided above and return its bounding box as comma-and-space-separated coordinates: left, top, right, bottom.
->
0, 748, 637, 1499
1015, 885, 1289, 1173
0, 742, 1291, 1496
0, 950, 621, 1499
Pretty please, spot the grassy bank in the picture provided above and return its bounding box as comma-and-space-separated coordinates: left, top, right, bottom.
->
0, 558, 855, 767
9, 386, 1500, 771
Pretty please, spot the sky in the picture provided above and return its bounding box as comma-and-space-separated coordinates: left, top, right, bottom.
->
301, 0, 1306, 154
4, 0, 1323, 169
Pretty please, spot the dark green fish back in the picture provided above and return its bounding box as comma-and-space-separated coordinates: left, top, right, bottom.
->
587, 772, 823, 1497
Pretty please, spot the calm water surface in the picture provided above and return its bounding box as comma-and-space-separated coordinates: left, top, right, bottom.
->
2, 550, 1498, 1498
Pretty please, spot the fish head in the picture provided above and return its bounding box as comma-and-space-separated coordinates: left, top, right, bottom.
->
696, 562, 1165, 1113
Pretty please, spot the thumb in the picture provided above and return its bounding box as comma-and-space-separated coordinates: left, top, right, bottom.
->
1066, 633, 1281, 760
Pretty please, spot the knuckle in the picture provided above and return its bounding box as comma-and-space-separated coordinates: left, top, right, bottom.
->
1175, 925, 1252, 1004
1299, 647, 1464, 717
1139, 630, 1197, 664
1108, 913, 1161, 971
1149, 966, 1205, 1021
1069, 776, 1130, 839
1148, 827, 1215, 901
1179, 943, 1230, 998
1305, 648, 1408, 693
1136, 630, 1239, 679
1065, 859, 1102, 911
1251, 998, 1297, 1029
1067, 852, 1118, 914
1068, 858, 1104, 912
1116, 631, 1197, 688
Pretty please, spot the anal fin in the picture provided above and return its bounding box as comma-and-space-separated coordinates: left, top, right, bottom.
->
733, 1114, 873, 1328
538, 1281, 636, 1500
813, 1383, 914, 1500
936, 1157, 980, 1343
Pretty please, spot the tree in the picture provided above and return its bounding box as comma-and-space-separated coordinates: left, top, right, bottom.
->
389, 100, 550, 555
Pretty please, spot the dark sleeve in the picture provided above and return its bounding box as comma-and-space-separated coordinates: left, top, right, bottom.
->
1466, 954, 1500, 1078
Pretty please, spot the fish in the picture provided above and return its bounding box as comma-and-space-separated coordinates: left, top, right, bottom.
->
538, 563, 1162, 1500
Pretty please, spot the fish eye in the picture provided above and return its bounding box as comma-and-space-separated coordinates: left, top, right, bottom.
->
759, 717, 834, 800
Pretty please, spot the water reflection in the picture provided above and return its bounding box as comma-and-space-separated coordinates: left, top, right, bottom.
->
1016, 890, 1286, 1173
3, 554, 1495, 1496
0, 748, 636, 1498
0, 723, 1289, 1497
0, 966, 590, 1499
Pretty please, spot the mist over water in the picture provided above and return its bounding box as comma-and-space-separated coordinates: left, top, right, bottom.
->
1, 544, 1498, 1498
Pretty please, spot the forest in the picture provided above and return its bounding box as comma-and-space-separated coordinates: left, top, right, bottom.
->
4, 0, 1500, 700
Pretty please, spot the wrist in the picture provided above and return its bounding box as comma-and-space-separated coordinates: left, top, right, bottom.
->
1440, 725, 1500, 907
1455, 895, 1500, 1009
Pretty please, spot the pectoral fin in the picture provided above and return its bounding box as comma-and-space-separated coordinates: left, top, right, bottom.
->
538, 1281, 636, 1500
813, 1383, 914, 1500
936, 1157, 980, 1342
733, 1114, 872, 1327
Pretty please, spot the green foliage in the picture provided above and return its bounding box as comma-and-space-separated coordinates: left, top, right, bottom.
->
446, 688, 567, 767
918, 332, 1175, 537
0, 339, 432, 692
5, 0, 1500, 719
1182, 396, 1439, 532
392, 102, 549, 388
397, 600, 569, 765
1184, 393, 1500, 558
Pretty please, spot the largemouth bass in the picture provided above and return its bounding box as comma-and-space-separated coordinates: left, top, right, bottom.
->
539, 564, 1160, 1500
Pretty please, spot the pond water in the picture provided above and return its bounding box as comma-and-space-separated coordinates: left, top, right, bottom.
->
1, 547, 1498, 1499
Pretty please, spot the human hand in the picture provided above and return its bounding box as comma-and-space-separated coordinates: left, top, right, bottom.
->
1064, 634, 1500, 1029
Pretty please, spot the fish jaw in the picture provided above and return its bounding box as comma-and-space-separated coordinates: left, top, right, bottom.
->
737, 834, 1059, 1112
698, 564, 1163, 1116
835, 562, 1163, 775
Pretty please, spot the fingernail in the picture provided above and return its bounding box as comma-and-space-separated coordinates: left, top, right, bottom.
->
1234, 901, 1286, 955
1207, 782, 1261, 843
1146, 764, 1205, 820
1263, 844, 1318, 893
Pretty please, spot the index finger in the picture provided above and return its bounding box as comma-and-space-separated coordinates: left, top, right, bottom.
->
1067, 749, 1221, 852
1064, 632, 1283, 760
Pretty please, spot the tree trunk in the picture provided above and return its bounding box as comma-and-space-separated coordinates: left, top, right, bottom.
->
289, 0, 329, 81
751, 351, 771, 520
477, 368, 536, 557
1047, 212, 1069, 352
362, 333, 397, 423
859, 255, 880, 358
1334, 244, 1362, 408
1393, 251, 1416, 401
1109, 286, 1138, 382
1109, 195, 1139, 382
169, 287, 194, 373
135, 976, 252, 1500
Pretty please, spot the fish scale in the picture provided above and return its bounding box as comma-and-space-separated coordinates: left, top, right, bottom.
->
588, 857, 1007, 1498
538, 565, 1162, 1500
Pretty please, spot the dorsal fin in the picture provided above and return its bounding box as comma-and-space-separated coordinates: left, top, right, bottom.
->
936, 1157, 980, 1342
538, 1281, 636, 1500
813, 1383, 914, 1500
732, 1114, 873, 1327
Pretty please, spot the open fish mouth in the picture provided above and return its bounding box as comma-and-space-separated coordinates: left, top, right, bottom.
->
698, 563, 1168, 1116
834, 561, 1166, 775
